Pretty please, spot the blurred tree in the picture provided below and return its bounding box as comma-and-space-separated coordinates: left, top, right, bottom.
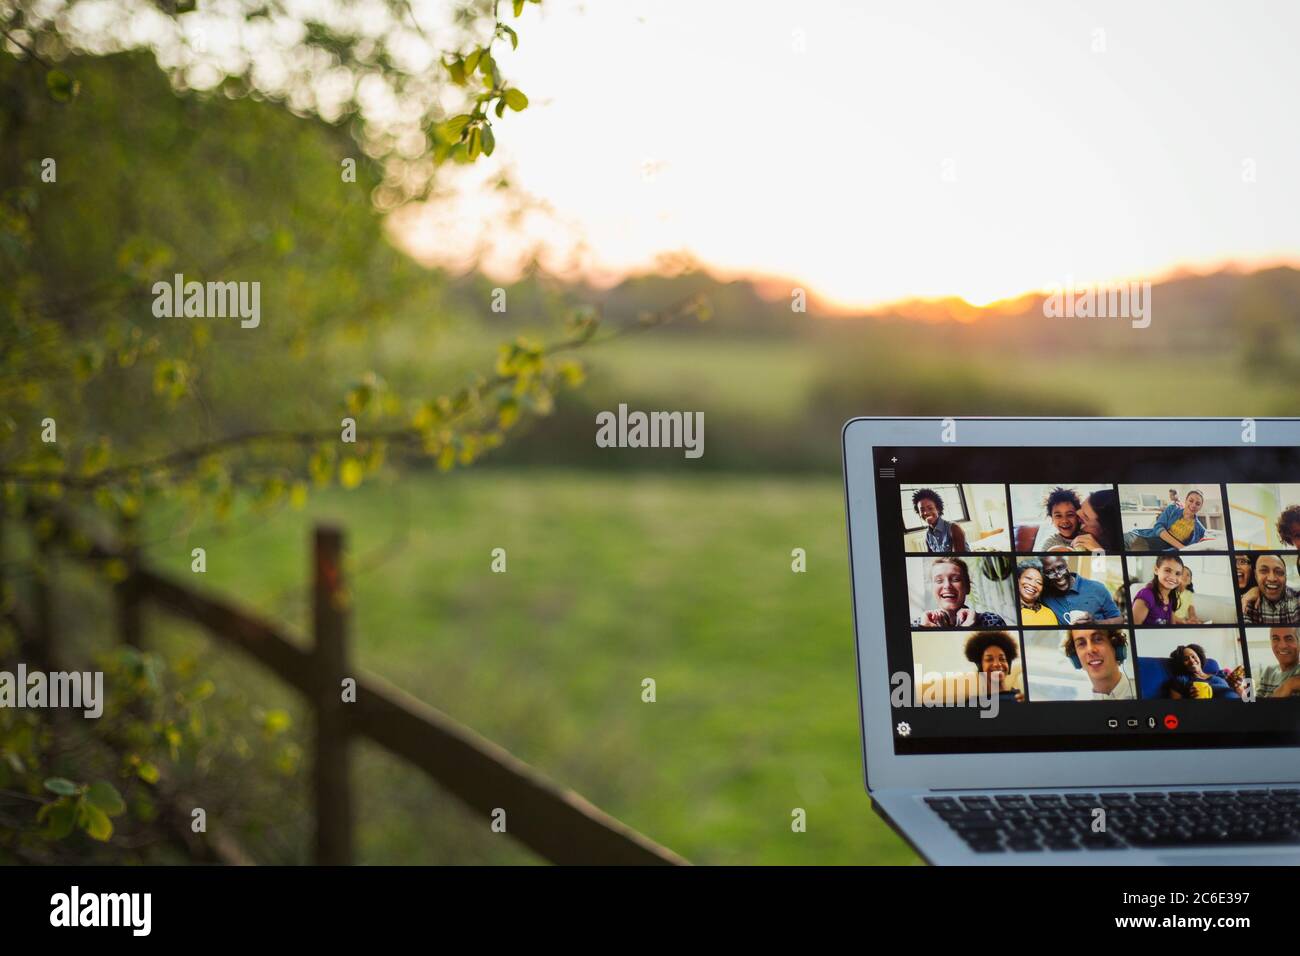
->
0, 0, 704, 859
1234, 269, 1300, 378
0, 0, 587, 511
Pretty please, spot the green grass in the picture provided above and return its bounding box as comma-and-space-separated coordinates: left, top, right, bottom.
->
382, 317, 1295, 429
141, 469, 917, 865
581, 337, 828, 423
375, 320, 830, 424
1007, 351, 1298, 418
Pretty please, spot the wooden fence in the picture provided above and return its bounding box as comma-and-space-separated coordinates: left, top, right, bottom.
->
12, 514, 686, 866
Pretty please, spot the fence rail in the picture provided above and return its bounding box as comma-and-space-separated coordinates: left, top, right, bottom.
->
26, 514, 686, 866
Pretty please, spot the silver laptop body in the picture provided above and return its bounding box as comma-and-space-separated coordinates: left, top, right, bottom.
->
843, 417, 1300, 865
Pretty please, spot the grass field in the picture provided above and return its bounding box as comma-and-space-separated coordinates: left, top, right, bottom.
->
377, 318, 1293, 434
138, 469, 918, 865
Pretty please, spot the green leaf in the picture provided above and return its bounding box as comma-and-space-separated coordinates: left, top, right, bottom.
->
339, 458, 364, 489
498, 397, 519, 428
136, 762, 160, 785
465, 49, 482, 74
262, 709, 292, 735
512, 0, 525, 15
85, 781, 126, 816
503, 88, 529, 112
557, 359, 585, 387
152, 357, 190, 401
45, 70, 80, 103
309, 446, 335, 487
345, 382, 372, 413
480, 123, 495, 157
44, 800, 76, 839
467, 126, 482, 160
443, 113, 472, 139
81, 801, 114, 841
44, 777, 77, 796
501, 23, 519, 49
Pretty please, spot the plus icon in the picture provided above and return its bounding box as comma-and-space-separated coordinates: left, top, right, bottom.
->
890, 457, 898, 463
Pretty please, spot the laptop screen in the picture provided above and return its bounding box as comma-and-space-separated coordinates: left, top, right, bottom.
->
872, 445, 1300, 754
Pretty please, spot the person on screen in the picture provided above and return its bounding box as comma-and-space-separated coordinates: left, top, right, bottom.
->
1241, 554, 1300, 625
1062, 628, 1134, 699
1124, 489, 1208, 552
1255, 627, 1300, 699
1072, 489, 1121, 553
1166, 644, 1240, 700
1235, 554, 1257, 595
1132, 554, 1184, 626
1015, 562, 1058, 625
1172, 565, 1205, 624
963, 631, 1025, 702
1169, 488, 1181, 507
911, 557, 1007, 628
912, 488, 968, 554
1277, 505, 1300, 550
1038, 487, 1082, 551
1039, 554, 1124, 625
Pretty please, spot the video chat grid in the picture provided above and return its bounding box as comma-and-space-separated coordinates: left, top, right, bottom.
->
890, 481, 1300, 706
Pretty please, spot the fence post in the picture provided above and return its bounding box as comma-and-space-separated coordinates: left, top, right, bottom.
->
312, 525, 353, 865
115, 515, 142, 648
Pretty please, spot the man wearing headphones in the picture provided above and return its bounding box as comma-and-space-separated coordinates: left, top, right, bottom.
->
1063, 628, 1135, 699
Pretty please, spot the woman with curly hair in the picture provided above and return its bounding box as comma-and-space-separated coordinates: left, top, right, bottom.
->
912, 487, 968, 554
964, 630, 1024, 702
1166, 643, 1240, 700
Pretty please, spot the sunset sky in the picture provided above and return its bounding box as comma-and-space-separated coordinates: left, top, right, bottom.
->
396, 0, 1300, 310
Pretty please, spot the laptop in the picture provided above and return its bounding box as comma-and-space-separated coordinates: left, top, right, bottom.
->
842, 417, 1300, 864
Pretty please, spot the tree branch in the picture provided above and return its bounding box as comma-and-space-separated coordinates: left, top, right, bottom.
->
0, 296, 707, 490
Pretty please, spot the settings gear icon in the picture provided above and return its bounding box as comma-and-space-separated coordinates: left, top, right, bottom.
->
895, 721, 912, 737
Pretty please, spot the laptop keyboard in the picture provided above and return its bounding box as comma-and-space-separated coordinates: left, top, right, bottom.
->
926, 789, 1300, 854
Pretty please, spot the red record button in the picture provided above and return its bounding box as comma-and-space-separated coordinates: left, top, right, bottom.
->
1163, 714, 1179, 730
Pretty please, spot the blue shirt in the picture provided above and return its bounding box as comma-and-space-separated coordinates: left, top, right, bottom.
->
925, 518, 953, 553
1042, 574, 1122, 622
1130, 503, 1206, 547
1168, 673, 1239, 700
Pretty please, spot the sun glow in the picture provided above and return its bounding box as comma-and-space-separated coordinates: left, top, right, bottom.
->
395, 0, 1300, 312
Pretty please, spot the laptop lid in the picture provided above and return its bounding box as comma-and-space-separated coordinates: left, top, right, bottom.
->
843, 417, 1300, 793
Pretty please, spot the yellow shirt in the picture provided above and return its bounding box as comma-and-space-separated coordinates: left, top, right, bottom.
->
1020, 604, 1058, 625
1167, 516, 1196, 543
